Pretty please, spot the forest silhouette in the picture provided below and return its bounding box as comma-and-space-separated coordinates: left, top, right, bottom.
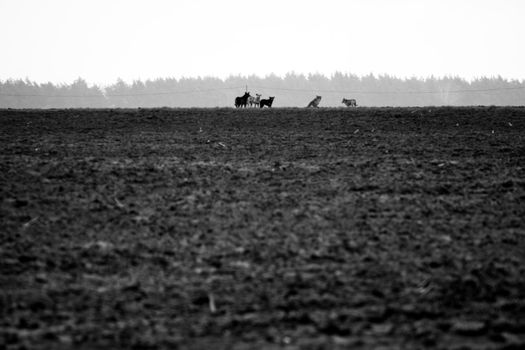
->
1, 73, 524, 108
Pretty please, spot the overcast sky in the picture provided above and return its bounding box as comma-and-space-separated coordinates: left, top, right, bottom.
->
1, 0, 524, 85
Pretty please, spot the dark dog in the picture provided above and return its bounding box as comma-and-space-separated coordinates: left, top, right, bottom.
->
235, 92, 251, 108
259, 96, 274, 108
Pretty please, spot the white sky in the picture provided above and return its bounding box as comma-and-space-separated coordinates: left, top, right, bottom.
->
1, 0, 524, 85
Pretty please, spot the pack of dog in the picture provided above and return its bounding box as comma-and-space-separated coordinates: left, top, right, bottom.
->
235, 93, 274, 108
236, 93, 358, 108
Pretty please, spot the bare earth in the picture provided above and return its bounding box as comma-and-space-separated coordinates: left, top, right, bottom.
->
1, 107, 524, 350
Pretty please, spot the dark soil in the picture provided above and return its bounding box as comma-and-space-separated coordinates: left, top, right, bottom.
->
1, 107, 525, 350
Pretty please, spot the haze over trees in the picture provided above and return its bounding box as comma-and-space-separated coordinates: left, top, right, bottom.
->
1, 73, 524, 108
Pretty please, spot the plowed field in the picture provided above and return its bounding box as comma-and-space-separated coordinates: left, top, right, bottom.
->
1, 107, 525, 349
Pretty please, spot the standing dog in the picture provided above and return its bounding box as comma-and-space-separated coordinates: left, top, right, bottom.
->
260, 96, 275, 108
235, 92, 251, 108
248, 93, 262, 107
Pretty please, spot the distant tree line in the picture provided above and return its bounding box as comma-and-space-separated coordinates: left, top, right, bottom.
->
1, 73, 524, 108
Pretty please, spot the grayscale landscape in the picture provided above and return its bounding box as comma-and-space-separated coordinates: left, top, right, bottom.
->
1, 1, 524, 349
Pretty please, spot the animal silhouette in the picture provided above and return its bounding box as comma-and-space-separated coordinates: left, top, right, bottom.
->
248, 93, 262, 107
235, 92, 251, 108
342, 98, 357, 107
307, 96, 322, 108
260, 96, 275, 108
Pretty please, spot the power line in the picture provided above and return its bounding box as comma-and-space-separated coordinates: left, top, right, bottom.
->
0, 86, 244, 98
0, 93, 105, 98
1, 84, 524, 98
250, 85, 525, 95
105, 86, 244, 97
